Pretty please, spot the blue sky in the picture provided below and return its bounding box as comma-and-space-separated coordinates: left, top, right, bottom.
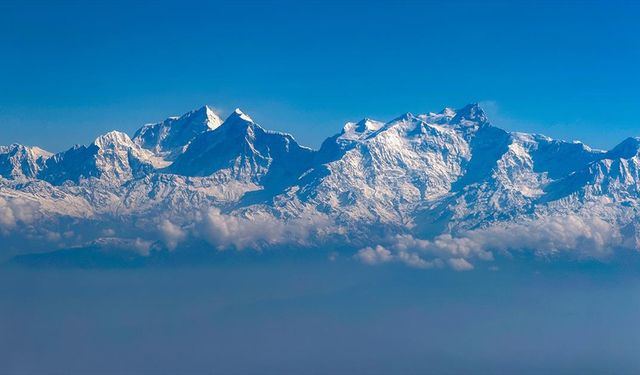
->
1, 0, 639, 152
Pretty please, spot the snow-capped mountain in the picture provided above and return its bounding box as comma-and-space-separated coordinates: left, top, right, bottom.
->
133, 105, 222, 161
168, 108, 316, 192
2, 103, 640, 269
0, 144, 51, 180
38, 131, 156, 185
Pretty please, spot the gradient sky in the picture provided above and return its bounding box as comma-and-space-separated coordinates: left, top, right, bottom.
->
1, 0, 639, 152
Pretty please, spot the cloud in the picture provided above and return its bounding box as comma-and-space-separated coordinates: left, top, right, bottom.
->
356, 214, 625, 271
0, 202, 334, 256
452, 214, 621, 258
0, 203, 16, 230
397, 251, 442, 269
355, 245, 393, 265
448, 258, 474, 271
392, 233, 494, 261
198, 208, 329, 250
158, 219, 186, 251
355, 245, 443, 269
91, 237, 155, 256
1, 194, 627, 270
0, 197, 39, 231
101, 228, 116, 237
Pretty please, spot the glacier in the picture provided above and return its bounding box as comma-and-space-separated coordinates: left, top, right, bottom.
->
2, 103, 639, 270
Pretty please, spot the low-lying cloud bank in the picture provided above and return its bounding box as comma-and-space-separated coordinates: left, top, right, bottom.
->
355, 214, 628, 271
2, 204, 636, 271
153, 208, 332, 252
197, 208, 331, 251
0, 197, 39, 232
0, 197, 79, 254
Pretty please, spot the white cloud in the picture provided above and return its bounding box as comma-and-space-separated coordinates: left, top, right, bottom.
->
0, 197, 39, 231
355, 245, 393, 265
91, 237, 154, 256
448, 258, 474, 271
131, 238, 154, 256
0, 203, 16, 230
354, 246, 444, 269
356, 214, 625, 271
397, 251, 442, 269
0, 194, 627, 270
451, 214, 620, 258
158, 219, 186, 251
198, 208, 329, 251
101, 228, 116, 237
44, 230, 62, 243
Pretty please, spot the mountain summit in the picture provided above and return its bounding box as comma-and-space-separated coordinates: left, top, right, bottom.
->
133, 105, 222, 161
168, 106, 315, 192
0, 144, 51, 180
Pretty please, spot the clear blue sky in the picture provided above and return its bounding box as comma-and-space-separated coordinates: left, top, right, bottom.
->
1, 0, 639, 152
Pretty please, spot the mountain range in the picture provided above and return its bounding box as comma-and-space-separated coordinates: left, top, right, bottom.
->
2, 104, 639, 270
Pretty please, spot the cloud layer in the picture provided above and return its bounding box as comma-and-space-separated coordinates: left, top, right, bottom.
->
1, 200, 633, 271
355, 214, 626, 271
0, 197, 38, 232
198, 208, 330, 251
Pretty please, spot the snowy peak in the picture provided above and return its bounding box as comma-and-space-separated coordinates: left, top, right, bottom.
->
419, 108, 455, 125
402, 104, 489, 129
390, 112, 417, 124
451, 103, 489, 126
168, 108, 315, 189
317, 105, 486, 166
39, 131, 154, 185
505, 134, 605, 180
91, 131, 155, 183
0, 144, 52, 160
94, 131, 135, 149
132, 105, 222, 160
340, 118, 384, 140
176, 104, 223, 130
201, 105, 224, 129
193, 108, 259, 139
439, 107, 456, 117
228, 108, 254, 123
299, 130, 474, 227
607, 137, 640, 159
192, 107, 259, 140
0, 144, 52, 180
355, 118, 384, 133
543, 137, 640, 200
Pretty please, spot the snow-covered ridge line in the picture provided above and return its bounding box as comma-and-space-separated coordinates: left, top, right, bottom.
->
2, 103, 640, 270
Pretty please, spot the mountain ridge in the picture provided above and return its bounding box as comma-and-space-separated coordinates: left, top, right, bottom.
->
2, 103, 639, 270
